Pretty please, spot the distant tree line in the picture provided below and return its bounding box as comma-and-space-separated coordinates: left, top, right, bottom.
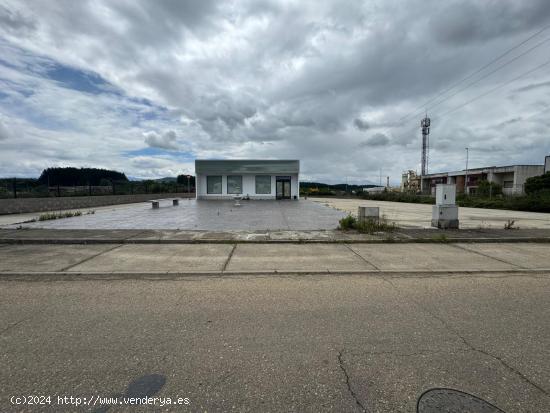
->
38, 167, 128, 186
176, 174, 196, 187
300, 182, 379, 196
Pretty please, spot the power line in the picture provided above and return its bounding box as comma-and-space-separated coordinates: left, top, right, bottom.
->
369, 36, 550, 145
522, 105, 550, 121
423, 36, 550, 112
396, 22, 550, 125
436, 58, 550, 118
359, 22, 550, 148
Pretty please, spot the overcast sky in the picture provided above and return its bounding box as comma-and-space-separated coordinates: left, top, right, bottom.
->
1, 0, 550, 184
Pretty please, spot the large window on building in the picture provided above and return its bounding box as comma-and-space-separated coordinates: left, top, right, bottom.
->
227, 175, 243, 194
255, 175, 271, 194
207, 176, 222, 194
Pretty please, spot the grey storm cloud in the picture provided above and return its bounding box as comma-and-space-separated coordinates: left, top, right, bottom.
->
0, 120, 10, 140
361, 133, 390, 147
1, 0, 550, 182
144, 130, 179, 150
0, 5, 36, 33
354, 118, 370, 131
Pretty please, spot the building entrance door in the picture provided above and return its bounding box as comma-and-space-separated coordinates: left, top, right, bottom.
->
276, 176, 291, 199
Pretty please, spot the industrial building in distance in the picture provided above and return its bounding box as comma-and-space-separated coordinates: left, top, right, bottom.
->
404, 155, 550, 196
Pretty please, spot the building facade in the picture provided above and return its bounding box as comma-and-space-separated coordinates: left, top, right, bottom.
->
195, 160, 300, 200
421, 163, 545, 196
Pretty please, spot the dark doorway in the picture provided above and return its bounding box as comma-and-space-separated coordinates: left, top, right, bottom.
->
276, 176, 291, 199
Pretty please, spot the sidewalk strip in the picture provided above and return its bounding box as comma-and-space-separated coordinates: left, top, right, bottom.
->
58, 244, 124, 272
344, 243, 381, 271
449, 243, 528, 270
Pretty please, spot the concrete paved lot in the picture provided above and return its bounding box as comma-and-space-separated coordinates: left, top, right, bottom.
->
1, 242, 549, 274
4, 199, 346, 231
1, 273, 549, 412
313, 197, 550, 229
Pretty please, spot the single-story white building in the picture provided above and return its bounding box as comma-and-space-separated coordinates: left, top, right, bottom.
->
195, 159, 300, 200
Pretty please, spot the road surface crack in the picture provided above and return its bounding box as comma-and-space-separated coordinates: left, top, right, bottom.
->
383, 278, 549, 398
0, 316, 32, 337
337, 350, 367, 412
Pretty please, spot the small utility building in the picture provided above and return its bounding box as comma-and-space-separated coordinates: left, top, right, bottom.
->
195, 159, 300, 200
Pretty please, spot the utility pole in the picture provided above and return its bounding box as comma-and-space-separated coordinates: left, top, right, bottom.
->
465, 147, 469, 196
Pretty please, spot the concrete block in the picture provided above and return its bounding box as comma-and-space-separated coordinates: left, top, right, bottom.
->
151, 201, 159, 209
358, 206, 379, 223
172, 199, 179, 206
435, 184, 456, 205
431, 205, 459, 229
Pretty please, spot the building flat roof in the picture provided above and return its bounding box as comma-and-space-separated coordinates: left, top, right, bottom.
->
423, 164, 543, 178
195, 159, 300, 175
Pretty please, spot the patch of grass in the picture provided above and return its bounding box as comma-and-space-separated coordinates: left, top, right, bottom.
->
431, 234, 449, 243
338, 214, 397, 234
338, 214, 357, 230
38, 211, 82, 221
355, 217, 397, 234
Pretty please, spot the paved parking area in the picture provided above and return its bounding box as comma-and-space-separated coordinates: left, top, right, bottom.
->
5, 199, 346, 231
313, 197, 550, 229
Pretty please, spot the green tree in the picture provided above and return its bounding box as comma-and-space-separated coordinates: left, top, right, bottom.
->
476, 180, 502, 197
525, 172, 550, 194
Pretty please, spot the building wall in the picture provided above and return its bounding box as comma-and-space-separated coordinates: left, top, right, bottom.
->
423, 165, 544, 196
512, 165, 544, 194
196, 173, 299, 199
0, 193, 193, 215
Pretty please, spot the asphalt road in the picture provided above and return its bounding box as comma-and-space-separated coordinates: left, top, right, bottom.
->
1, 272, 549, 412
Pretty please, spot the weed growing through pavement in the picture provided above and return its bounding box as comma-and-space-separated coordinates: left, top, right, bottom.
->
338, 214, 397, 234
38, 211, 83, 221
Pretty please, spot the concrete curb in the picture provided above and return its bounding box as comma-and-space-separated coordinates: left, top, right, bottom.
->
1, 237, 550, 244
1, 268, 549, 280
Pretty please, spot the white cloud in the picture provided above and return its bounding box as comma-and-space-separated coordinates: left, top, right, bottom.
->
144, 130, 179, 150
